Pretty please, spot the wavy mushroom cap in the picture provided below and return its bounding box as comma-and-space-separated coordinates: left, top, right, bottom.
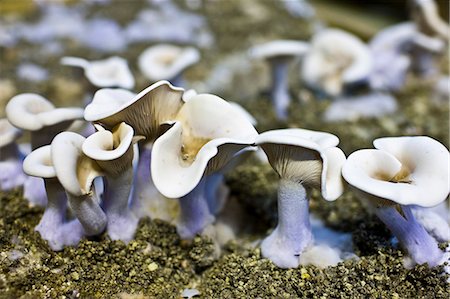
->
342, 136, 450, 207
138, 44, 200, 81
61, 56, 135, 89
23, 145, 55, 178
82, 122, 135, 176
249, 40, 310, 59
0, 118, 22, 148
256, 129, 346, 201
302, 28, 373, 95
84, 81, 184, 140
6, 93, 84, 131
51, 132, 102, 196
151, 94, 258, 198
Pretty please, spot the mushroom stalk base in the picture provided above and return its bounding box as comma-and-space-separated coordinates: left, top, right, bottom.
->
261, 179, 313, 268
177, 178, 214, 239
36, 178, 83, 250
374, 205, 443, 267
103, 167, 138, 242
68, 192, 107, 237
270, 59, 291, 120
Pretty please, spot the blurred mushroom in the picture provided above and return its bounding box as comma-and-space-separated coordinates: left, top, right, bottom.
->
302, 28, 373, 97
138, 44, 200, 86
256, 128, 346, 268
342, 136, 449, 267
83, 122, 142, 242
23, 145, 84, 250
6, 93, 84, 149
249, 40, 309, 120
61, 56, 135, 89
0, 118, 26, 191
151, 93, 258, 239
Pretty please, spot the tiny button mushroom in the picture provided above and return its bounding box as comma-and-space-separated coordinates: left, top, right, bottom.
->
302, 29, 373, 97
6, 93, 84, 150
138, 44, 200, 87
84, 80, 184, 142
82, 122, 142, 242
23, 145, 84, 250
342, 136, 450, 267
51, 131, 107, 238
0, 118, 26, 191
151, 93, 258, 239
255, 128, 346, 268
249, 40, 309, 120
61, 56, 135, 89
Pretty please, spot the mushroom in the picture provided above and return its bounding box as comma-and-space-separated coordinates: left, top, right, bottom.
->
23, 145, 84, 250
302, 28, 373, 97
151, 93, 258, 239
255, 128, 346, 268
82, 122, 142, 242
50, 131, 107, 237
0, 118, 26, 191
249, 40, 309, 120
342, 136, 449, 267
138, 44, 200, 86
410, 0, 450, 41
84, 80, 184, 142
6, 93, 84, 150
61, 56, 135, 89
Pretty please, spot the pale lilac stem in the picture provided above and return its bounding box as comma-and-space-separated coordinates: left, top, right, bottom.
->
177, 178, 214, 239
374, 205, 443, 266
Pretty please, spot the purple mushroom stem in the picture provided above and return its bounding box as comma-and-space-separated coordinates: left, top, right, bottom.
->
102, 166, 138, 242
204, 173, 225, 215
374, 204, 443, 266
177, 178, 214, 239
261, 179, 313, 268
170, 73, 185, 88
270, 58, 291, 120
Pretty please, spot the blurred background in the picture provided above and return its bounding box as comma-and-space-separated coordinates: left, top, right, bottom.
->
0, 0, 448, 110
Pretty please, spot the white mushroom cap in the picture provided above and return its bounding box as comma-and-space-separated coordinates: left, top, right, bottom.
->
0, 118, 22, 148
51, 132, 102, 196
151, 94, 258, 198
61, 56, 135, 89
138, 44, 200, 81
302, 29, 373, 95
256, 129, 346, 201
82, 122, 136, 176
84, 80, 184, 140
249, 40, 310, 60
6, 93, 84, 131
342, 136, 450, 207
23, 145, 55, 178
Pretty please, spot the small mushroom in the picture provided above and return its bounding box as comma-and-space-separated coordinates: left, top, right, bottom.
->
342, 136, 449, 267
138, 44, 200, 86
82, 122, 142, 242
249, 40, 309, 120
51, 131, 106, 237
0, 118, 26, 191
6, 93, 84, 149
84, 80, 184, 142
151, 93, 258, 239
61, 56, 135, 89
302, 28, 373, 97
256, 128, 346, 268
23, 145, 84, 250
